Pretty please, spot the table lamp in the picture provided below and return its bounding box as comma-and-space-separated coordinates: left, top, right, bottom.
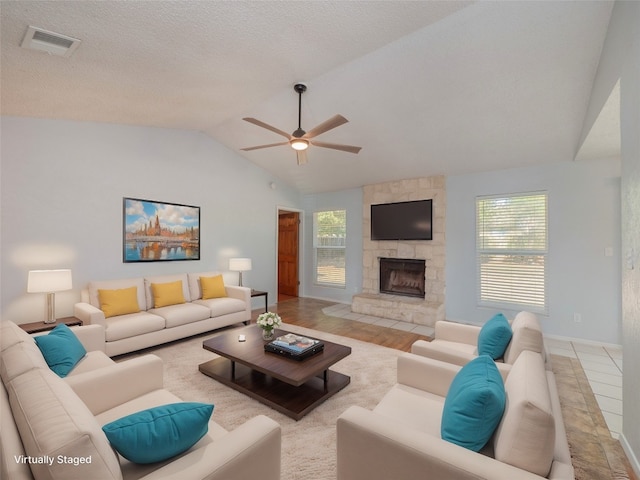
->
229, 258, 252, 287
27, 269, 73, 323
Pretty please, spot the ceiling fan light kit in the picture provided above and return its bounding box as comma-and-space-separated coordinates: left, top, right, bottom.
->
241, 83, 361, 164
290, 138, 309, 151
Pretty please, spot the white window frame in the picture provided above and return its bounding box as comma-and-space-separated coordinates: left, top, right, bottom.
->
476, 191, 548, 314
313, 210, 346, 288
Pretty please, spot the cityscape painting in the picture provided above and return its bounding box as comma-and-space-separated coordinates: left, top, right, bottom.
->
123, 197, 200, 262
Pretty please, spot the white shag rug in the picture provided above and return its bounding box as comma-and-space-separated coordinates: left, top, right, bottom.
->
124, 324, 400, 480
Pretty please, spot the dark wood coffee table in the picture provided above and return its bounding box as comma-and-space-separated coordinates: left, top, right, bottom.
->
198, 325, 351, 420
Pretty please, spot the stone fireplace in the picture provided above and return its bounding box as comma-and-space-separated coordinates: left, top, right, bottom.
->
351, 176, 446, 327
379, 257, 426, 298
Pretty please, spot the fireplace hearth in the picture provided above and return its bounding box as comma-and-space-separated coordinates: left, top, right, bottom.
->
379, 257, 426, 298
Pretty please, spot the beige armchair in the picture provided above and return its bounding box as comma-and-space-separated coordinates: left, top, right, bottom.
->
1, 321, 281, 480
337, 350, 573, 480
411, 311, 546, 368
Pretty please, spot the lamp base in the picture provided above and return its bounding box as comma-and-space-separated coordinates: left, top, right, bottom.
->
44, 292, 57, 323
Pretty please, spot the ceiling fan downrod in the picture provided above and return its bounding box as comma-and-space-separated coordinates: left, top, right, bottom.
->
293, 83, 307, 138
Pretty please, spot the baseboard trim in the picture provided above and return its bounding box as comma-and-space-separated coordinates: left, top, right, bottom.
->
543, 333, 623, 350
619, 433, 640, 478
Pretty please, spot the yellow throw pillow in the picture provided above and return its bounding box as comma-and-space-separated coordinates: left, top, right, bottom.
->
151, 280, 186, 308
98, 287, 140, 318
200, 275, 227, 299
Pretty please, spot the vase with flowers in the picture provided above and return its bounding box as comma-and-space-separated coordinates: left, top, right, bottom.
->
256, 311, 282, 340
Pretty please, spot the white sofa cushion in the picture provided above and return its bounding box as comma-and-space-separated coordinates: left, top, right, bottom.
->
0, 321, 32, 352
373, 384, 445, 436
89, 278, 147, 311
1, 379, 32, 480
144, 274, 190, 309
7, 367, 122, 480
194, 297, 247, 317
504, 311, 544, 364
104, 312, 166, 342
149, 303, 211, 328
69, 351, 117, 375
493, 350, 555, 476
0, 340, 48, 383
429, 339, 478, 356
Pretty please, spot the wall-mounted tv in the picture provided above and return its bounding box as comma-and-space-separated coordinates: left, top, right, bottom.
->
370, 199, 433, 241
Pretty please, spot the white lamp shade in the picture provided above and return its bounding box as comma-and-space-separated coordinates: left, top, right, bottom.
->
27, 269, 73, 293
229, 258, 252, 272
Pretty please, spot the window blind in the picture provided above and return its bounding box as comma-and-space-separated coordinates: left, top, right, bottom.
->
476, 192, 547, 312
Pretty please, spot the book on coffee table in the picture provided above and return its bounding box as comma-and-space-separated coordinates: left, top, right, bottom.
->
265, 333, 324, 360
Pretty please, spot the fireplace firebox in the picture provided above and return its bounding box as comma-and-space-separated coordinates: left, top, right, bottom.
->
379, 257, 426, 298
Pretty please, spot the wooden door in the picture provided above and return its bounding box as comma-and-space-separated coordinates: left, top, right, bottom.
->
278, 211, 299, 297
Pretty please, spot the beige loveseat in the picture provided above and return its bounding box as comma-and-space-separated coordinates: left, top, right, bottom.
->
1, 321, 281, 480
411, 311, 547, 368
74, 272, 251, 356
337, 350, 573, 480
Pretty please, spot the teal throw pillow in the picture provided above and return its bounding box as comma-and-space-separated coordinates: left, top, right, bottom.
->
477, 313, 512, 360
34, 323, 87, 377
441, 355, 506, 452
102, 402, 214, 464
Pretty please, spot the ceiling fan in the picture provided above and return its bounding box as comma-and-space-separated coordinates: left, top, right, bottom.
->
241, 83, 362, 165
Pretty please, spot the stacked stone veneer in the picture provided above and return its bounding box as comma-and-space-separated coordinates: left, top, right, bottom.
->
352, 176, 446, 327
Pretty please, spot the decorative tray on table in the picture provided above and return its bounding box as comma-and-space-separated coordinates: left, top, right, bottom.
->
265, 333, 324, 360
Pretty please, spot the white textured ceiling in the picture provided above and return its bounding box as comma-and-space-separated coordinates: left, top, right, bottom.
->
1, 1, 617, 193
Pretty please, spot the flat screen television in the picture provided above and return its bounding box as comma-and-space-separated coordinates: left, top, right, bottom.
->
370, 199, 433, 241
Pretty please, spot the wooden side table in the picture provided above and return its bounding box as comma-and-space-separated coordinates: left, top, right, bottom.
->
19, 316, 83, 334
250, 289, 268, 313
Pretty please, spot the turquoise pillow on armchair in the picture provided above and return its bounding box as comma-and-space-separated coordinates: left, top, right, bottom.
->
102, 402, 213, 464
477, 313, 512, 359
34, 323, 86, 377
441, 355, 506, 451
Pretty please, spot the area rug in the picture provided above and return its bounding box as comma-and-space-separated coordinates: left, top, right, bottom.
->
135, 324, 400, 480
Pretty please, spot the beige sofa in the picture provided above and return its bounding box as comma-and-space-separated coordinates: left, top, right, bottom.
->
337, 350, 574, 480
74, 272, 251, 356
411, 311, 547, 368
0, 321, 281, 480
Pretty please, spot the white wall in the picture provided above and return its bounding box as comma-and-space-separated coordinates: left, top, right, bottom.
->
617, 0, 640, 472
301, 188, 363, 304
564, 0, 640, 469
446, 158, 622, 344
0, 117, 302, 322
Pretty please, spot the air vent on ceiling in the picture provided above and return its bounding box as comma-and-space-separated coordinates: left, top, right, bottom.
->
21, 26, 81, 57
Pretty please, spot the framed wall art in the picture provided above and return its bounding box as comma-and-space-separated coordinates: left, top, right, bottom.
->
123, 197, 200, 262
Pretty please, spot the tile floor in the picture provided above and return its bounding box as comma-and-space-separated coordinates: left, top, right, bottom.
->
322, 303, 624, 438
546, 337, 623, 438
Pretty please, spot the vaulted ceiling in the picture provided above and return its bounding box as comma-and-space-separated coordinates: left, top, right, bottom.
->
1, 1, 618, 193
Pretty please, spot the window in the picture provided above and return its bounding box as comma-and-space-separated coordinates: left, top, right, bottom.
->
313, 210, 346, 287
476, 192, 548, 313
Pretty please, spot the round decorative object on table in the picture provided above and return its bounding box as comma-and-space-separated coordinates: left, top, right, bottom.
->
262, 328, 275, 341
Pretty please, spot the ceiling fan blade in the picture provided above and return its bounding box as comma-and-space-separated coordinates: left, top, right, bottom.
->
240, 141, 289, 151
296, 150, 308, 165
303, 114, 349, 139
242, 117, 291, 140
310, 140, 362, 154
